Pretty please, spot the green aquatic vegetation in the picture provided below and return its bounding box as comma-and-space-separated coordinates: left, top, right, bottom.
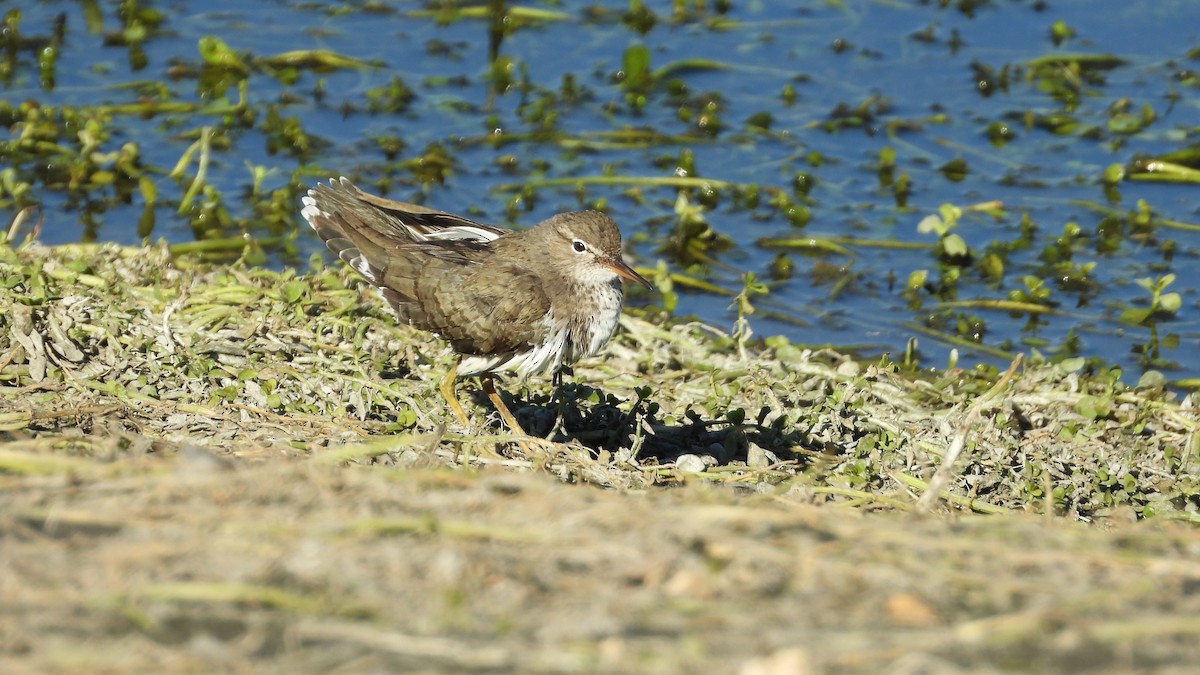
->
938, 157, 969, 182
1121, 274, 1182, 326
821, 94, 890, 132
1150, 143, 1200, 169
198, 36, 250, 77
970, 60, 1011, 98
730, 272, 768, 358
364, 76, 417, 115
1025, 53, 1127, 110
917, 203, 971, 265
1039, 220, 1084, 264
622, 0, 657, 35
415, 3, 571, 26
1051, 260, 1100, 297
1106, 99, 1157, 136
1049, 19, 1076, 46
102, 0, 167, 70
0, 102, 150, 212
262, 106, 324, 162
1007, 275, 1055, 310
755, 237, 853, 257
1126, 157, 1200, 185
876, 146, 895, 184
659, 192, 733, 266
615, 43, 728, 115
892, 172, 912, 208
984, 120, 1016, 146
767, 191, 812, 228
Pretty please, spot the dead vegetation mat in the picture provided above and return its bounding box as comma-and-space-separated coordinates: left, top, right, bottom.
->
2, 242, 1200, 672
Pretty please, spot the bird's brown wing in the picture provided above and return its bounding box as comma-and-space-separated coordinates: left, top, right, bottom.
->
380, 258, 551, 357
304, 177, 548, 356
304, 177, 491, 289
303, 178, 508, 277
353, 187, 508, 242
308, 178, 507, 246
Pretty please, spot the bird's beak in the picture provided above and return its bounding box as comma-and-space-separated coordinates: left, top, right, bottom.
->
605, 257, 653, 289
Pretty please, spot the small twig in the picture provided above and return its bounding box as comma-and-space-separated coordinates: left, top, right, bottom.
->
1043, 465, 1055, 523
4, 205, 42, 246
29, 405, 123, 420
895, 472, 1011, 515
795, 485, 913, 511
0, 347, 18, 374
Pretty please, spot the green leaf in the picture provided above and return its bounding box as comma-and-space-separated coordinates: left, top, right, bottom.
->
942, 233, 968, 257
1137, 370, 1166, 388
1076, 395, 1112, 420
937, 203, 962, 226
906, 269, 928, 290
1058, 357, 1086, 372
198, 36, 249, 74
979, 252, 1004, 281
917, 214, 943, 235
1120, 307, 1152, 326
282, 280, 306, 304
621, 44, 651, 92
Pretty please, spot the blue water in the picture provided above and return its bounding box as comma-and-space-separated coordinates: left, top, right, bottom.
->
4, 0, 1200, 383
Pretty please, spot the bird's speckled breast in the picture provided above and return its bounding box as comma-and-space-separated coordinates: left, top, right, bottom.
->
568, 280, 624, 363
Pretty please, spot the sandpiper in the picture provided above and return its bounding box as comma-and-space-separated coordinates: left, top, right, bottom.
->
301, 177, 650, 433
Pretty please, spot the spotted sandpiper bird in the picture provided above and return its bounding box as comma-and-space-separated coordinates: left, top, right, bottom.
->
301, 177, 651, 434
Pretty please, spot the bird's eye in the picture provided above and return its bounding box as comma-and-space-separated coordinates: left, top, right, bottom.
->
572, 240, 587, 253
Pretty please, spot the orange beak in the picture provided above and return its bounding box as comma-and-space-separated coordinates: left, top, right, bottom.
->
605, 257, 653, 289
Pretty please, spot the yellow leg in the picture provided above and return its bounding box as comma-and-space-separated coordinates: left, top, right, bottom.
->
439, 361, 471, 426
481, 373, 528, 437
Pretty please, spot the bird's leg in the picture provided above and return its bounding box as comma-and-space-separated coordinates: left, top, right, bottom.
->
439, 361, 471, 427
481, 373, 529, 437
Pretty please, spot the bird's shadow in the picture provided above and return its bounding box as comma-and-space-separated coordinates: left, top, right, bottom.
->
470, 378, 812, 469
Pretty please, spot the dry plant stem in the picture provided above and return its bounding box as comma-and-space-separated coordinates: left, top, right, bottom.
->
4, 205, 42, 246
895, 473, 1010, 515
288, 620, 511, 670
0, 348, 17, 373
916, 354, 1024, 513
481, 374, 526, 436
439, 362, 471, 427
